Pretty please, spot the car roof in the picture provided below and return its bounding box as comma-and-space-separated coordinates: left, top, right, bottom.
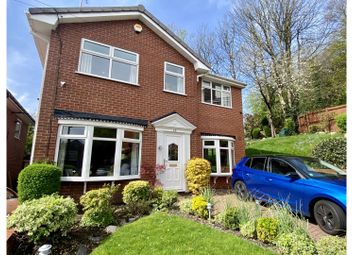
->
246, 155, 316, 160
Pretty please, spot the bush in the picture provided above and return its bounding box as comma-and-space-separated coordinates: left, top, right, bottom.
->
308, 124, 322, 133
123, 180, 151, 204
179, 199, 193, 214
80, 184, 119, 228
124, 201, 152, 217
316, 236, 346, 255
263, 125, 271, 137
7, 194, 77, 243
17, 164, 62, 203
252, 128, 261, 139
256, 217, 279, 243
191, 195, 208, 219
312, 137, 347, 169
279, 128, 292, 137
240, 220, 256, 238
201, 186, 215, 204
185, 158, 211, 195
335, 113, 346, 133
219, 207, 241, 230
153, 190, 178, 211
276, 232, 316, 255
284, 118, 296, 135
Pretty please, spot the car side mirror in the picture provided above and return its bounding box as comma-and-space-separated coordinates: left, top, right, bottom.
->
288, 172, 299, 179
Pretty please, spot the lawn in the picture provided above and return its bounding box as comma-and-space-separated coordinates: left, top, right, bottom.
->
246, 133, 343, 157
91, 212, 276, 255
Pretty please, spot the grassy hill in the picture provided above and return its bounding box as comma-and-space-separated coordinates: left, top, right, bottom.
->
246, 133, 343, 157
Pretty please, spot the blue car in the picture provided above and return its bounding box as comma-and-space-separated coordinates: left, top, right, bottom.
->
231, 155, 346, 235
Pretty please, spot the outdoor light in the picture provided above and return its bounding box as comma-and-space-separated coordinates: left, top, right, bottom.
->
38, 244, 52, 255
207, 202, 212, 221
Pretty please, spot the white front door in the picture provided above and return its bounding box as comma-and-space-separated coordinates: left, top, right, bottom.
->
158, 133, 185, 191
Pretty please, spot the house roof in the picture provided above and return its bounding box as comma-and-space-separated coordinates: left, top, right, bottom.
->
54, 109, 148, 127
7, 90, 35, 124
26, 5, 210, 72
200, 73, 246, 88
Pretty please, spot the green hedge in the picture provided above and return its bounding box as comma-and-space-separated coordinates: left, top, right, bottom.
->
312, 137, 346, 169
17, 164, 62, 203
335, 113, 346, 133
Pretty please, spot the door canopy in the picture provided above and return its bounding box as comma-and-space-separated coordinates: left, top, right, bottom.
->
151, 112, 196, 134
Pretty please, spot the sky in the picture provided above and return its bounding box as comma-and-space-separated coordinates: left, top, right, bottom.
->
7, 0, 236, 116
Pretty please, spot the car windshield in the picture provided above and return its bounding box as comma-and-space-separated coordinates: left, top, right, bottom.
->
289, 158, 346, 178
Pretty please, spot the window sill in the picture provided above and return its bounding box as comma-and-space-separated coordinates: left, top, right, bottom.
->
61, 175, 140, 182
163, 89, 187, 96
75, 71, 140, 87
201, 102, 232, 109
210, 173, 232, 177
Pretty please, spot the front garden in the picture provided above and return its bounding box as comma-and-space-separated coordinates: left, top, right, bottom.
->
7, 159, 346, 254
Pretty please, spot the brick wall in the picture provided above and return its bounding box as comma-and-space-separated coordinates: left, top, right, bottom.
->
33, 19, 245, 196
7, 108, 29, 190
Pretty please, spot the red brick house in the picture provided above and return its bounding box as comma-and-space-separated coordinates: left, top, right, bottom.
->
7, 90, 35, 190
27, 5, 246, 199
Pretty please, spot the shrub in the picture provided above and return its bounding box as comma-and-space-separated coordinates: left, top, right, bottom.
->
154, 190, 178, 211
219, 207, 241, 230
179, 199, 193, 214
256, 217, 279, 243
279, 128, 292, 137
284, 118, 296, 135
263, 125, 271, 137
240, 220, 256, 238
17, 164, 61, 203
308, 124, 322, 133
335, 113, 346, 133
122, 180, 151, 204
191, 195, 208, 219
201, 186, 215, 204
7, 194, 77, 243
252, 128, 261, 139
276, 232, 316, 255
124, 201, 152, 217
185, 158, 211, 195
237, 200, 262, 226
80, 184, 119, 228
320, 112, 335, 132
316, 236, 346, 255
312, 137, 347, 169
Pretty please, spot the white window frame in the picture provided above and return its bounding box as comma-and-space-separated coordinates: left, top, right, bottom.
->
77, 38, 140, 86
14, 119, 22, 139
202, 80, 232, 108
201, 135, 235, 176
55, 120, 143, 182
164, 61, 186, 95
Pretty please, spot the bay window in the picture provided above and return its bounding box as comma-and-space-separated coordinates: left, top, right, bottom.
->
202, 81, 232, 108
56, 122, 142, 181
202, 136, 235, 175
79, 39, 139, 85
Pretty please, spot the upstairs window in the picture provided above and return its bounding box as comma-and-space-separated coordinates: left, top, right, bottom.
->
164, 62, 185, 94
79, 39, 139, 85
202, 81, 232, 108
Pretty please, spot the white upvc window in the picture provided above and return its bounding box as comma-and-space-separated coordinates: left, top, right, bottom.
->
202, 136, 235, 176
164, 62, 185, 95
78, 38, 139, 85
202, 81, 232, 108
55, 121, 143, 182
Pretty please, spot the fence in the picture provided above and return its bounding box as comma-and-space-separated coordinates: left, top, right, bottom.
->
297, 104, 346, 133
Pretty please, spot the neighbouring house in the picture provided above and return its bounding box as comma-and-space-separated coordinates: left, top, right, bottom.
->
7, 90, 35, 190
27, 5, 246, 199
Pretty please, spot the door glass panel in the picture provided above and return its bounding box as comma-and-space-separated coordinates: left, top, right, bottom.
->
250, 158, 266, 171
168, 143, 178, 161
204, 148, 217, 173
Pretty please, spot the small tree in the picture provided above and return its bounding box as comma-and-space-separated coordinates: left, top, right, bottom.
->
185, 158, 211, 195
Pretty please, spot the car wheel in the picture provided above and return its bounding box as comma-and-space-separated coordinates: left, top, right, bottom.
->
314, 200, 346, 235
234, 181, 250, 201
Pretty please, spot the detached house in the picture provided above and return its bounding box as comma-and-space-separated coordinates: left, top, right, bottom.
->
27, 5, 246, 199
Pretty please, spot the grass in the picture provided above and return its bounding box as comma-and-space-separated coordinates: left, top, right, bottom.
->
246, 133, 343, 157
92, 212, 276, 255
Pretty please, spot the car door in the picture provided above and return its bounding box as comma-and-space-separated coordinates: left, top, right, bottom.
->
267, 158, 306, 210
243, 157, 274, 200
